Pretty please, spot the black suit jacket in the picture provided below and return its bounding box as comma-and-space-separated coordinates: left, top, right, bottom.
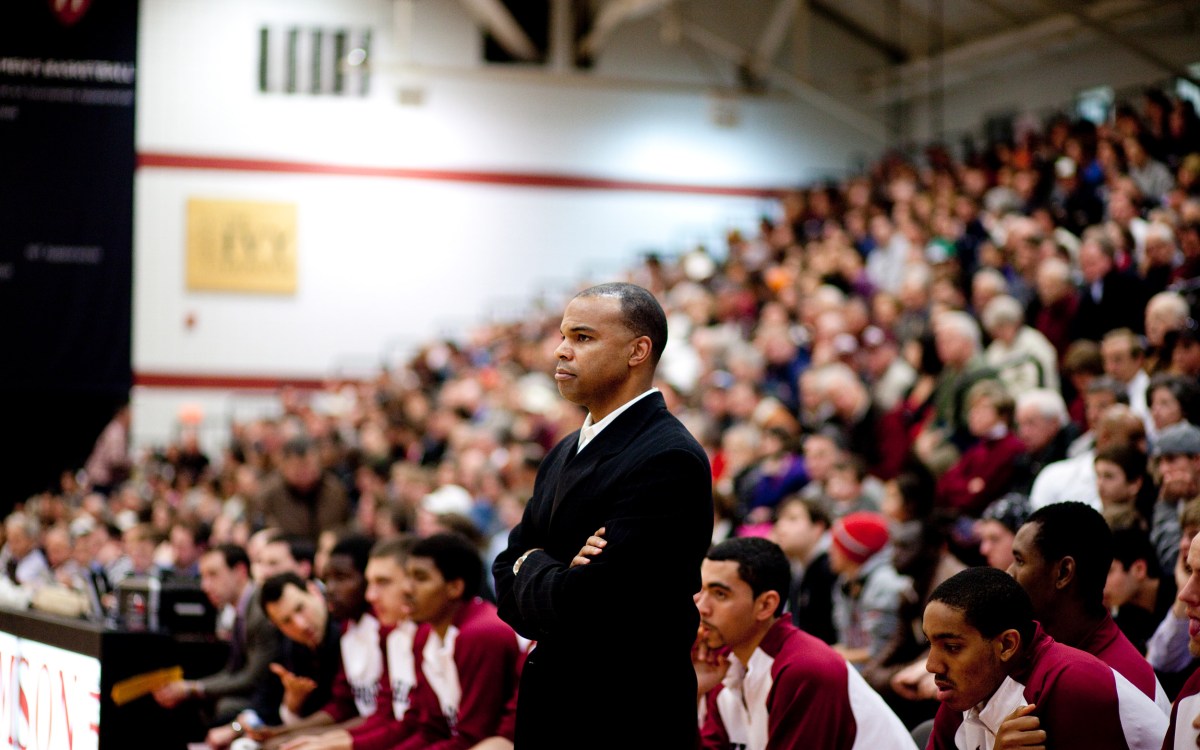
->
1070, 269, 1147, 342
493, 393, 712, 750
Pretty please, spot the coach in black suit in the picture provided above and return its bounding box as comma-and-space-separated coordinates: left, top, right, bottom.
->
493, 282, 713, 749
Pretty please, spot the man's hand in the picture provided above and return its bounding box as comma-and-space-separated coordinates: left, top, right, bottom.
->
152, 680, 194, 708
1174, 542, 1191, 617
570, 528, 606, 568
244, 724, 279, 743
205, 723, 240, 750
890, 657, 937, 701
271, 663, 317, 714
692, 625, 729, 698
995, 704, 1044, 749
279, 729, 352, 750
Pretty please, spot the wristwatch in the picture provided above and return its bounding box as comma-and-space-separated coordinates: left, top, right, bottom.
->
512, 548, 541, 574
230, 720, 245, 737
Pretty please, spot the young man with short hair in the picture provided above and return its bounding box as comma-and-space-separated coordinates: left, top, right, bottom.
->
693, 537, 916, 749
257, 532, 316, 583
282, 536, 419, 750
770, 494, 836, 644
1008, 502, 1169, 710
395, 532, 522, 748
923, 566, 1165, 749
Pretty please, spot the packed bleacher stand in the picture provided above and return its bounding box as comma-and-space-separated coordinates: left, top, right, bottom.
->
2, 84, 1200, 743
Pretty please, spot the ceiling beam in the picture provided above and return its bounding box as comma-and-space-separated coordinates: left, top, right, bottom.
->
458, 0, 540, 62
864, 0, 1186, 102
808, 0, 908, 64
1035, 0, 1200, 86
578, 0, 676, 59
679, 20, 888, 142
750, 0, 799, 77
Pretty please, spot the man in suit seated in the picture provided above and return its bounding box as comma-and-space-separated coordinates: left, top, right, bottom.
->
153, 544, 281, 729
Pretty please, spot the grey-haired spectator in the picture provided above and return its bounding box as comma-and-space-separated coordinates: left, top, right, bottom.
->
1011, 388, 1077, 496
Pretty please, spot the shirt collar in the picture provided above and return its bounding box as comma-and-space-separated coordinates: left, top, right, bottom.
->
577, 388, 658, 453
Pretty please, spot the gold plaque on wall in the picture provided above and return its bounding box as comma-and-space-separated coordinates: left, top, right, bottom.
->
186, 198, 297, 294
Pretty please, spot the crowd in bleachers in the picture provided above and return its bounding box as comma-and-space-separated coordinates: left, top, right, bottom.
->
2, 85, 1200, 745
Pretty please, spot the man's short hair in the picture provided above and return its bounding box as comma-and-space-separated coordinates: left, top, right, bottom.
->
928, 567, 1034, 644
261, 571, 308, 612
1181, 497, 1200, 532
575, 282, 668, 363
1062, 340, 1104, 378
1102, 327, 1145, 358
1016, 388, 1070, 427
1024, 502, 1113, 614
369, 535, 417, 567
275, 533, 316, 568
1086, 375, 1131, 403
409, 532, 484, 600
205, 543, 250, 574
170, 518, 211, 547
1111, 526, 1160, 578
705, 537, 791, 618
774, 494, 830, 529
330, 533, 376, 575
282, 435, 315, 458
1093, 443, 1147, 484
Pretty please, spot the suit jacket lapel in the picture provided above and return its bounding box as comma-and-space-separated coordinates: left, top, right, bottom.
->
549, 393, 665, 524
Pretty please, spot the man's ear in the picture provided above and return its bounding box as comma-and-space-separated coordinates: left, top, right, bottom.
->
754, 591, 781, 623
1130, 559, 1149, 581
996, 628, 1022, 663
1055, 556, 1076, 590
628, 336, 653, 368
447, 577, 465, 601
306, 579, 323, 599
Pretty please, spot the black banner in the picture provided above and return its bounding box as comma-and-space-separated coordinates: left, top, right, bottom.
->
0, 0, 138, 503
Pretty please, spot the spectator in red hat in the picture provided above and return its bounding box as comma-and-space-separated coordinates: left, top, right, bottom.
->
829, 511, 910, 668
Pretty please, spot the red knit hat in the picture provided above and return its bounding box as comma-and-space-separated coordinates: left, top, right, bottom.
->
831, 511, 890, 565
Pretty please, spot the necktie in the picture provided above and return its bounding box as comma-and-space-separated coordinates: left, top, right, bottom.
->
227, 607, 247, 671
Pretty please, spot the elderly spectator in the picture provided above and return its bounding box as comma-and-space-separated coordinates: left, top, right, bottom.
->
982, 294, 1060, 397
0, 512, 49, 588
914, 311, 997, 473
1028, 256, 1080, 362
1010, 388, 1077, 495
1143, 290, 1191, 373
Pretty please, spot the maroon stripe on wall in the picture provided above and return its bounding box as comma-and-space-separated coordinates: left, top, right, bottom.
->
134, 372, 327, 391
137, 152, 784, 198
